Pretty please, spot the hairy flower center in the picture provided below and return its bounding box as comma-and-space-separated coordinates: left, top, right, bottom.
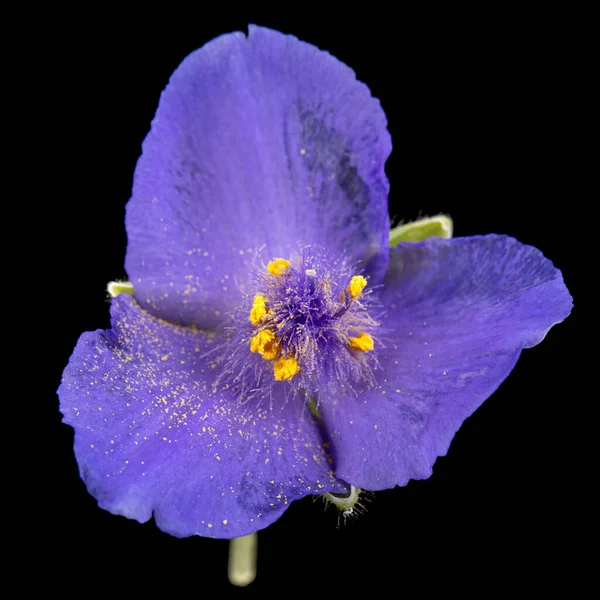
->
216, 247, 380, 403
248, 257, 376, 380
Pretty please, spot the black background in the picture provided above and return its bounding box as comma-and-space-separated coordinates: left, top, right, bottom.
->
37, 9, 584, 596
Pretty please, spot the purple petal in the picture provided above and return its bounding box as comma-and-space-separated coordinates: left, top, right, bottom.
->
58, 294, 346, 539
125, 25, 391, 328
319, 235, 572, 490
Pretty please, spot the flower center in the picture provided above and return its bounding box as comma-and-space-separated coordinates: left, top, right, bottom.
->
216, 246, 380, 403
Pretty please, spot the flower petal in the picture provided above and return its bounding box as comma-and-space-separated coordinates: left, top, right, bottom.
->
125, 25, 391, 328
319, 235, 572, 490
58, 294, 346, 538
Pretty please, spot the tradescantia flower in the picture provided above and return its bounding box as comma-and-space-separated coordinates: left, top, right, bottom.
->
58, 26, 572, 539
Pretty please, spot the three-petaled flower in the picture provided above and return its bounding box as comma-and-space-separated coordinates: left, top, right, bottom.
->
58, 26, 572, 539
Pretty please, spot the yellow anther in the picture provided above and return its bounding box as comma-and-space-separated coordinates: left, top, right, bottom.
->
347, 275, 367, 298
348, 332, 374, 353
250, 330, 280, 360
267, 258, 291, 276
249, 294, 268, 325
273, 354, 300, 381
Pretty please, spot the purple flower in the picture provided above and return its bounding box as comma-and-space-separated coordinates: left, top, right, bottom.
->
58, 26, 572, 539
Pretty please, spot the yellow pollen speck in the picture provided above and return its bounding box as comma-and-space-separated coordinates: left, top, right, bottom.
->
273, 355, 300, 381
249, 294, 268, 325
267, 258, 290, 276
223, 519, 228, 525
347, 275, 367, 298
348, 332, 374, 352
250, 329, 281, 360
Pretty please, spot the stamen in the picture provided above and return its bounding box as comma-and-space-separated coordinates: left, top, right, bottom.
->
221, 246, 380, 399
273, 354, 300, 381
267, 258, 291, 276
347, 275, 367, 298
249, 294, 268, 325
348, 332, 374, 352
249, 330, 280, 360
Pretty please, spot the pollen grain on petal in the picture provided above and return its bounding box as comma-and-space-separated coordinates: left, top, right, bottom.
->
347, 275, 367, 298
249, 294, 268, 325
267, 258, 291, 276
250, 330, 280, 360
348, 332, 374, 352
273, 355, 300, 381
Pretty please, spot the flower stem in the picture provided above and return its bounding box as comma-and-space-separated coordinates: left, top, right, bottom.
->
228, 533, 257, 587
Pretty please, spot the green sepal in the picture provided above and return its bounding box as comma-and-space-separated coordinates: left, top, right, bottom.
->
321, 485, 362, 516
390, 214, 453, 246
107, 280, 134, 298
